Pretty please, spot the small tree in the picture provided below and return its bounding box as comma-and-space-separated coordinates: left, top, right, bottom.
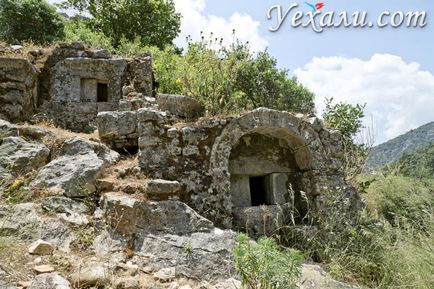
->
62, 0, 181, 48
0, 0, 65, 45
323, 97, 370, 178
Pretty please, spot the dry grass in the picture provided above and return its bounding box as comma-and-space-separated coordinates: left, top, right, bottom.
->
0, 237, 34, 284
0, 41, 57, 69
98, 156, 148, 199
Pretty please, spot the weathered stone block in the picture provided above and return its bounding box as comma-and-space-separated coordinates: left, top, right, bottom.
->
0, 58, 38, 122
144, 179, 182, 200
157, 94, 204, 119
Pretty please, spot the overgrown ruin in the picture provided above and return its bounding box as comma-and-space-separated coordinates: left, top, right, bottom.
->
0, 42, 361, 288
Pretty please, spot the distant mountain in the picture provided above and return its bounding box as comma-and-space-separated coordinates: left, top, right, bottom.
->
366, 122, 434, 169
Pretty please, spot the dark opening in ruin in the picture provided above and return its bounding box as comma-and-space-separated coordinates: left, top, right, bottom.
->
249, 176, 269, 206
97, 83, 108, 102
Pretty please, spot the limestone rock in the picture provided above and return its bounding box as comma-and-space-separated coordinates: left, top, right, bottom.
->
28, 274, 71, 289
144, 179, 183, 200
213, 278, 241, 289
17, 281, 31, 288
102, 193, 214, 237
0, 119, 18, 136
299, 264, 360, 289
97, 111, 138, 151
89, 49, 112, 59
30, 137, 119, 197
33, 265, 55, 274
0, 203, 74, 252
153, 267, 176, 282
18, 126, 55, 140
0, 136, 50, 174
70, 263, 109, 287
28, 239, 54, 255
42, 196, 89, 215
156, 94, 204, 119
114, 277, 140, 289
95, 226, 236, 283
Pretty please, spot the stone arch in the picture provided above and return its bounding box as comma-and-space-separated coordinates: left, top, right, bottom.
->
209, 108, 323, 233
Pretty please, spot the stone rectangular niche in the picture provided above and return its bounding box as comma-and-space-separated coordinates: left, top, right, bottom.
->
231, 173, 289, 207
80, 78, 97, 102
97, 82, 109, 102
80, 79, 109, 102
249, 176, 269, 206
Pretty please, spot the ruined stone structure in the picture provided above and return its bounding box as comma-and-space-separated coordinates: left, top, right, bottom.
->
0, 42, 153, 131
0, 42, 358, 236
98, 107, 354, 234
0, 58, 38, 122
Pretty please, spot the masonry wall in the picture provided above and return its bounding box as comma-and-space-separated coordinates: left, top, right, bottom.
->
0, 58, 38, 122
98, 107, 358, 233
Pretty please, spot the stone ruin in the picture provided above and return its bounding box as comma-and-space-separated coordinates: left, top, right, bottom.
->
0, 42, 359, 237
98, 107, 355, 235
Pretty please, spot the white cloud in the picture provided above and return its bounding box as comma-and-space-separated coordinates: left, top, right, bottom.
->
173, 0, 268, 51
294, 54, 434, 144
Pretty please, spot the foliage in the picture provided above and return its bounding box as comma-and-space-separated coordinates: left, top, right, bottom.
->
0, 0, 65, 45
64, 18, 113, 50
151, 36, 315, 115
322, 97, 370, 178
233, 233, 302, 289
61, 0, 181, 48
365, 174, 434, 232
387, 142, 434, 179
305, 174, 434, 288
323, 97, 365, 139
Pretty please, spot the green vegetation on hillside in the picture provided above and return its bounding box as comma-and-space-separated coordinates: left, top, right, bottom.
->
387, 142, 434, 179
366, 122, 434, 169
0, 0, 65, 45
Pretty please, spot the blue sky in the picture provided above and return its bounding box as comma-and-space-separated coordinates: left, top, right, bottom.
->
203, 0, 434, 74
51, 0, 434, 144
173, 0, 434, 144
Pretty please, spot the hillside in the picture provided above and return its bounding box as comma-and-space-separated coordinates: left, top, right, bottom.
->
366, 122, 434, 169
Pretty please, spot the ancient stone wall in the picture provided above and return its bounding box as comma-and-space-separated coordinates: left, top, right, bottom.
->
98, 107, 356, 234
0, 58, 38, 122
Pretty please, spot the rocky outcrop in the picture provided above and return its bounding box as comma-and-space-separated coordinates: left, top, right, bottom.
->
0, 203, 74, 252
0, 136, 50, 175
30, 137, 119, 197
102, 193, 214, 237
28, 274, 71, 289
0, 58, 38, 122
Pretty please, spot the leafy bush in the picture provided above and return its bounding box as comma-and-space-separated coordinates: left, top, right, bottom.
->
151, 37, 315, 115
64, 19, 113, 50
62, 0, 181, 48
322, 97, 370, 177
0, 0, 65, 44
233, 233, 302, 289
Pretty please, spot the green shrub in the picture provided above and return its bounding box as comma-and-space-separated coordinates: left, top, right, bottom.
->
366, 175, 434, 232
151, 37, 315, 115
64, 19, 113, 50
233, 233, 302, 289
62, 0, 181, 48
0, 0, 65, 44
